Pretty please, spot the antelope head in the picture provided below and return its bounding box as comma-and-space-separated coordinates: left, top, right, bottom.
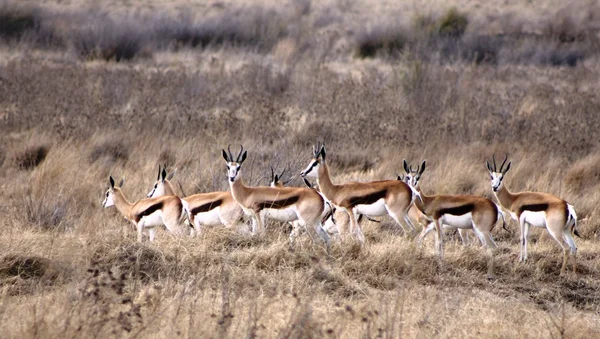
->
102, 176, 124, 208
147, 165, 176, 197
222, 145, 247, 183
402, 159, 426, 188
300, 142, 325, 178
486, 154, 511, 192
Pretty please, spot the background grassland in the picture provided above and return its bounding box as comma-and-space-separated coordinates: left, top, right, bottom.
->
1, 0, 600, 337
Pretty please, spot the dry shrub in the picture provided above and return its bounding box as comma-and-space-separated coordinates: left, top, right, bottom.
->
13, 145, 48, 170
355, 25, 409, 58
0, 255, 65, 295
89, 139, 129, 164
330, 151, 375, 173
0, 255, 51, 280
437, 8, 469, 38
0, 3, 36, 39
20, 191, 69, 231
0, 147, 5, 168
563, 153, 600, 192
91, 242, 175, 283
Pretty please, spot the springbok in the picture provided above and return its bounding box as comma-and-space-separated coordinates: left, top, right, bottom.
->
147, 166, 245, 237
486, 155, 579, 275
269, 168, 339, 238
397, 173, 487, 246
102, 176, 187, 242
223, 145, 330, 252
300, 142, 417, 244
403, 160, 504, 277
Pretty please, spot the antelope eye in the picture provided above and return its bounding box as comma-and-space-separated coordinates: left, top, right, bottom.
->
106, 192, 109, 197
154, 184, 158, 188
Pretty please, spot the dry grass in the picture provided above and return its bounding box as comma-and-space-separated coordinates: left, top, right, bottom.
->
1, 0, 600, 337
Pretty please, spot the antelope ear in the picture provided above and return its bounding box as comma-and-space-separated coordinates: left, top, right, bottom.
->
118, 177, 125, 188
503, 162, 511, 174
167, 168, 176, 181
319, 145, 326, 160
222, 150, 229, 162
161, 167, 167, 181
403, 159, 409, 173
274, 174, 279, 183
109, 176, 115, 188
397, 174, 404, 181
419, 160, 426, 175
240, 151, 247, 164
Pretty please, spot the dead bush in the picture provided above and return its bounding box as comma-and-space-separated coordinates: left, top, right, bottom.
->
437, 8, 469, 38
89, 140, 129, 164
0, 4, 36, 39
13, 145, 48, 170
20, 192, 69, 231
91, 242, 175, 283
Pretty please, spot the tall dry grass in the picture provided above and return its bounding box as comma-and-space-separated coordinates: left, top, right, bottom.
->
1, 0, 600, 337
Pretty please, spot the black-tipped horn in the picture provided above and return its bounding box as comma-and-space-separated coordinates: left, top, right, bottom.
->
492, 154, 497, 172
270, 167, 275, 182
157, 165, 161, 180
499, 154, 508, 173
227, 144, 233, 161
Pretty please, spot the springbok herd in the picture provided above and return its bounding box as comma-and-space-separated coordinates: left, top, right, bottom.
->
102, 143, 580, 277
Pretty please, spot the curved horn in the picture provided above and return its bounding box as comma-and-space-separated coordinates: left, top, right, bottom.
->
499, 154, 508, 173
492, 154, 497, 172
270, 166, 275, 182
227, 144, 233, 162
236, 145, 244, 162
279, 168, 286, 180
157, 165, 161, 180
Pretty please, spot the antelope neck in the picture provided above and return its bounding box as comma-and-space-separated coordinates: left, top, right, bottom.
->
315, 162, 340, 201
113, 189, 134, 219
494, 183, 517, 210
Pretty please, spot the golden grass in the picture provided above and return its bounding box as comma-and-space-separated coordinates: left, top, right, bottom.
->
1, 1, 600, 337
1, 133, 600, 337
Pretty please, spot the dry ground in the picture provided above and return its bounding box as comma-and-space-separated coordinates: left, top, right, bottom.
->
1, 0, 600, 338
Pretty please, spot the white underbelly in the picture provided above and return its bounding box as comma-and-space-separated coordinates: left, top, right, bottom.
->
140, 211, 163, 228
354, 199, 387, 216
440, 213, 473, 229
194, 207, 222, 226
521, 211, 546, 228
263, 207, 298, 222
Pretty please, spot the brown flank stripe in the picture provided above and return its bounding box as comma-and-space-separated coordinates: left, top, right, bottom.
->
518, 203, 549, 216
434, 203, 475, 219
256, 196, 299, 210
190, 199, 223, 215
134, 201, 164, 222
348, 190, 387, 208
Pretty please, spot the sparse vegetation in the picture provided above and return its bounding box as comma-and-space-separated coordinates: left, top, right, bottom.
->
1, 0, 600, 337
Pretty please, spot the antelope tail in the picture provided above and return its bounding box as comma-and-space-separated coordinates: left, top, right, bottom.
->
495, 204, 508, 232
567, 204, 580, 238
181, 199, 192, 228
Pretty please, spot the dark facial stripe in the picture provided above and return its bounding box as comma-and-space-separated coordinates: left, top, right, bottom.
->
435, 204, 475, 219
190, 199, 223, 215
518, 203, 549, 215
255, 196, 300, 210
134, 201, 164, 222
348, 190, 387, 208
